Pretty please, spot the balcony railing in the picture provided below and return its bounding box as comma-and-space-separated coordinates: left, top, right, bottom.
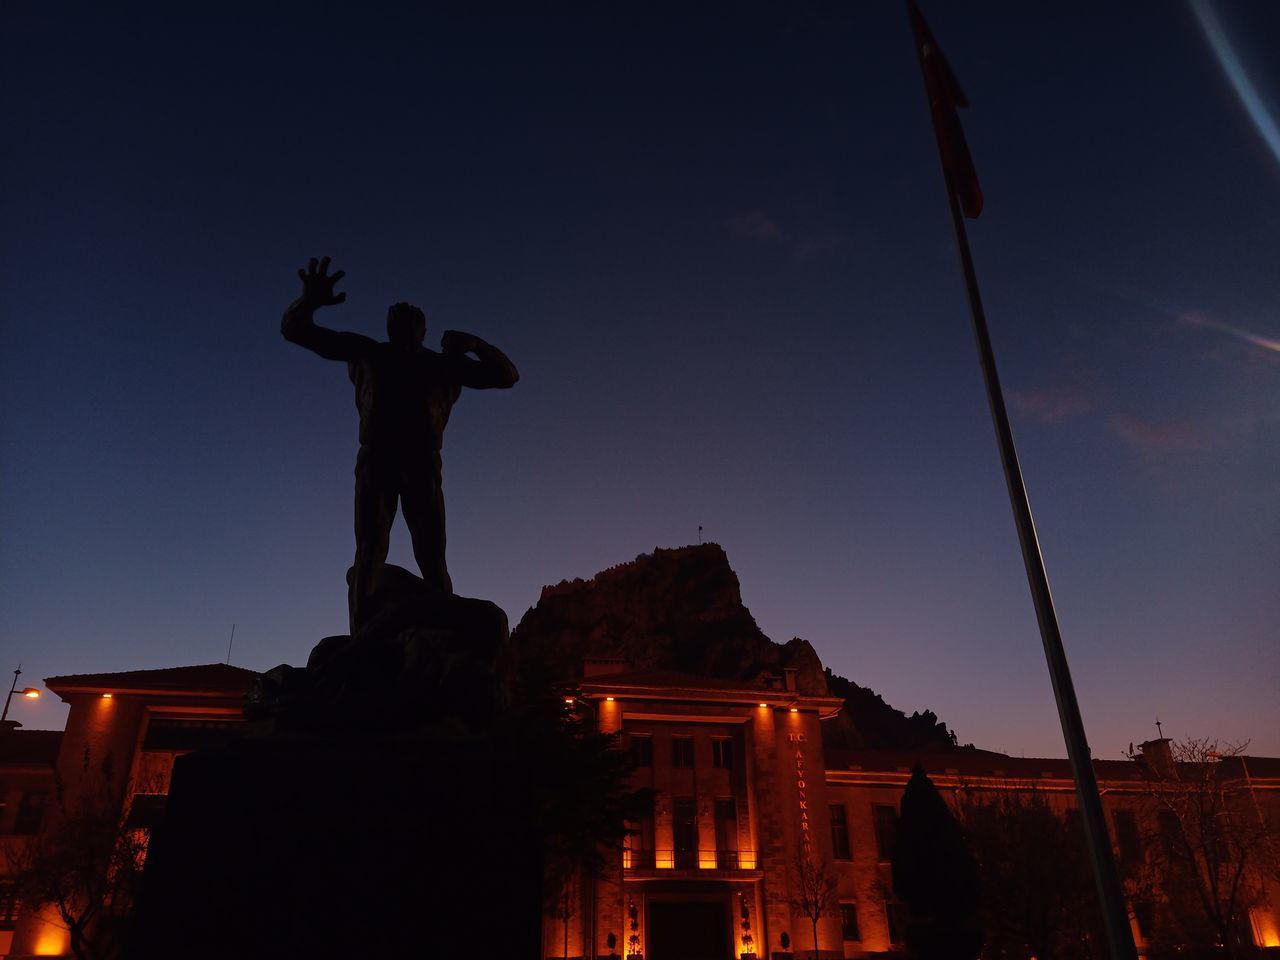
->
623, 848, 757, 870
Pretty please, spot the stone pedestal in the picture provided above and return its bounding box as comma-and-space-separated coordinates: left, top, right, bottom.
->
131, 732, 542, 959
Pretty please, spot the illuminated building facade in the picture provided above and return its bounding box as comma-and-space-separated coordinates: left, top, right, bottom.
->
558, 663, 1280, 960
1, 660, 1277, 959
0, 665, 254, 960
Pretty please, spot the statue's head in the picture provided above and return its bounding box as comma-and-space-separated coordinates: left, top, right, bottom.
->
386, 302, 426, 346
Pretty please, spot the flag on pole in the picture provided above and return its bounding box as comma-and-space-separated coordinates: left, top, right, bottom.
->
908, 0, 984, 218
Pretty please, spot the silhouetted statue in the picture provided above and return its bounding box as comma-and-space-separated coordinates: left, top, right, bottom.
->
282, 257, 519, 632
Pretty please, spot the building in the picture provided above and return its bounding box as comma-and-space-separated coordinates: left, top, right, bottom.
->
555, 663, 1280, 960
0, 664, 255, 959
2, 659, 1277, 960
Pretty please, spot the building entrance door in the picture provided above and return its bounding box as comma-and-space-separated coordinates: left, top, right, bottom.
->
647, 900, 730, 960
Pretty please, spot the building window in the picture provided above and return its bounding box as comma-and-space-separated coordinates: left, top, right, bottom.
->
630, 734, 653, 768
0, 882, 20, 931
673, 797, 697, 868
830, 803, 852, 860
1113, 808, 1142, 864
714, 798, 739, 868
14, 791, 49, 835
672, 736, 695, 768
886, 899, 907, 945
625, 797, 656, 870
840, 902, 861, 941
1157, 809, 1180, 859
712, 737, 734, 770
873, 803, 898, 861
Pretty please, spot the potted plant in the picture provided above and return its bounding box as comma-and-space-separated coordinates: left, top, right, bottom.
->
626, 900, 642, 960
739, 893, 757, 960
774, 930, 792, 960
606, 931, 619, 960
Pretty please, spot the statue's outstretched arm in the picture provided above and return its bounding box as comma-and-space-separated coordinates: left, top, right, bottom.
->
441, 330, 520, 389
281, 257, 377, 362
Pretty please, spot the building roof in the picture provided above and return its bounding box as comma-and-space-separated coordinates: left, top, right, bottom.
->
0, 728, 63, 767
45, 663, 259, 697
582, 668, 780, 692
825, 747, 1140, 781
825, 747, 1280, 786
579, 667, 845, 714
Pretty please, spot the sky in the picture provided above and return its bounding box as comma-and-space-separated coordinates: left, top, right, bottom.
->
3, 3, 1277, 758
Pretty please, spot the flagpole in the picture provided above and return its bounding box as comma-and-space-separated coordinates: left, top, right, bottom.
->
907, 9, 1138, 960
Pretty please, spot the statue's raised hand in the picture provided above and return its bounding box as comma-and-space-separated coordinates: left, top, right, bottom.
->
297, 256, 347, 308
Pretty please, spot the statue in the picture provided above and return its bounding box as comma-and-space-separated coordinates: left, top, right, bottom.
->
282, 257, 519, 633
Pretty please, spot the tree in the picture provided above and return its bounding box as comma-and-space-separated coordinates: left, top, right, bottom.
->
789, 852, 837, 960
956, 784, 1103, 960
1127, 738, 1277, 959
7, 750, 148, 960
892, 765, 983, 960
508, 662, 650, 960
547, 868, 579, 960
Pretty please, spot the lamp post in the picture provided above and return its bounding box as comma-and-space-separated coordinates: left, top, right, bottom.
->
1, 667, 41, 728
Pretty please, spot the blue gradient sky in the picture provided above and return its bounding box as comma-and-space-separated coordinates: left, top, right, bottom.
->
3, 3, 1277, 756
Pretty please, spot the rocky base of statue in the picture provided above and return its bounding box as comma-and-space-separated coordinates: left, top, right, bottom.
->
246, 563, 510, 735
130, 566, 542, 960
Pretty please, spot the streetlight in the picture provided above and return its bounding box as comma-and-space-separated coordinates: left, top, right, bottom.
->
1, 667, 41, 728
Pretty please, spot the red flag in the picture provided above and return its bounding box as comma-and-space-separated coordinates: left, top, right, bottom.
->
908, 0, 984, 218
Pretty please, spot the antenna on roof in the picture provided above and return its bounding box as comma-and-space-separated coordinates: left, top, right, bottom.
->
1155, 717, 1164, 739
698, 525, 703, 545
226, 624, 236, 665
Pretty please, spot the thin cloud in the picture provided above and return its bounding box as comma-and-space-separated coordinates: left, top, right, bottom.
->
726, 211, 783, 243
1009, 385, 1096, 425
1110, 415, 1209, 453
1178, 309, 1280, 355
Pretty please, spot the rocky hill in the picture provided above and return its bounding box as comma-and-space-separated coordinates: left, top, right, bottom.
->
510, 544, 958, 752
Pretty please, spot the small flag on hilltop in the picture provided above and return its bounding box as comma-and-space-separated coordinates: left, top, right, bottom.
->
907, 0, 984, 218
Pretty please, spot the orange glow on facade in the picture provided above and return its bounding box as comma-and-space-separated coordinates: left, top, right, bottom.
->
32, 911, 69, 956
698, 852, 717, 869
1251, 907, 1280, 948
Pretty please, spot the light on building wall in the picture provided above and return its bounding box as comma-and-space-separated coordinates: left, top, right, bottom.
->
563, 697, 574, 704
1251, 907, 1280, 948
605, 696, 615, 701
102, 693, 113, 699
759, 703, 767, 708
34, 910, 69, 955
790, 707, 798, 713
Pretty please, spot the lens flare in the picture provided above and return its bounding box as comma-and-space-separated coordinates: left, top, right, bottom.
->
1182, 311, 1280, 354
1189, 0, 1280, 169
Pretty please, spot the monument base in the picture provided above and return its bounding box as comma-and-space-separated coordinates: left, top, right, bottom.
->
131, 732, 543, 959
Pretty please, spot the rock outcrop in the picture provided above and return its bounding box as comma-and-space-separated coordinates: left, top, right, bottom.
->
510, 544, 959, 751
511, 544, 827, 695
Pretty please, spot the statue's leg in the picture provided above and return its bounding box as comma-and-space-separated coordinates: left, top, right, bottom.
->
351, 447, 398, 633
401, 450, 452, 595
